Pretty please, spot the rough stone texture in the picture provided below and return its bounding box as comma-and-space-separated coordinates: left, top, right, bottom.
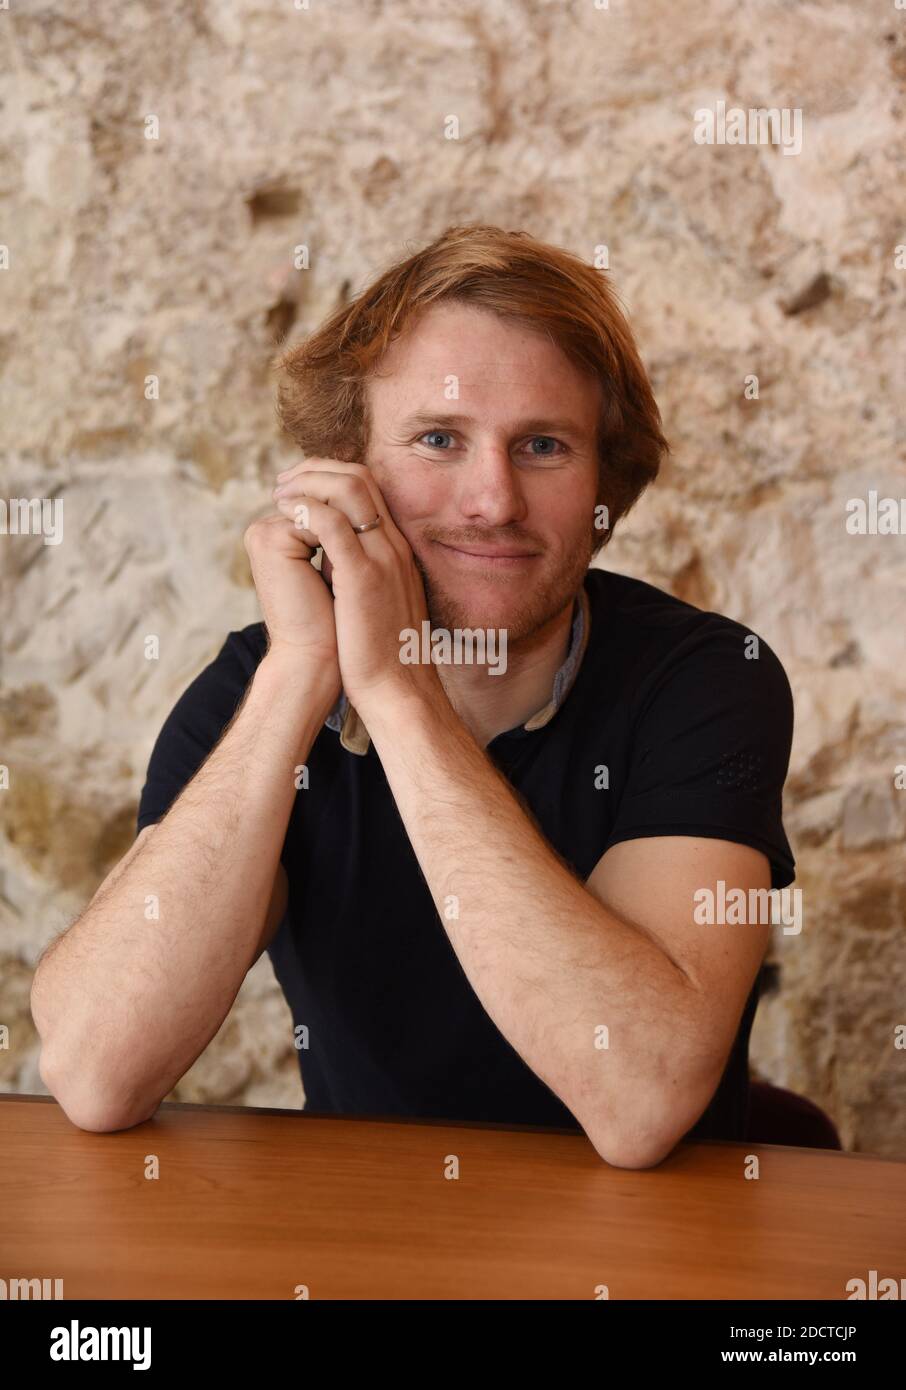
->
1, 1, 904, 1155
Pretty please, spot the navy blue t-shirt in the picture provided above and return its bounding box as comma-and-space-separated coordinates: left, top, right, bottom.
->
136, 566, 796, 1143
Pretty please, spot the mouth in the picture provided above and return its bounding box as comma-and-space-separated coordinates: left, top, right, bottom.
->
433, 540, 540, 568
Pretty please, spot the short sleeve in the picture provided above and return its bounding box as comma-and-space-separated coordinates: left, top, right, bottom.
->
135, 627, 267, 833
603, 624, 796, 889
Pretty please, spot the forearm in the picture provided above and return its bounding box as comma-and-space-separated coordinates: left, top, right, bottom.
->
32, 649, 331, 1124
364, 686, 709, 1159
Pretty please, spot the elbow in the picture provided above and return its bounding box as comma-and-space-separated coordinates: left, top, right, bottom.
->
62, 1096, 157, 1135
38, 1047, 159, 1134
580, 1085, 709, 1170
573, 1036, 729, 1169
587, 1127, 680, 1170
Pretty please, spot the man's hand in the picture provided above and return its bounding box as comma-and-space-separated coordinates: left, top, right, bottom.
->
243, 508, 342, 708
271, 458, 443, 713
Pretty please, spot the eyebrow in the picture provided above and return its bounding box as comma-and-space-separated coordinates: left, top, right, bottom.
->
398, 410, 590, 438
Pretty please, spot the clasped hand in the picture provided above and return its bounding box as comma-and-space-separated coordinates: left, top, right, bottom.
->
269, 457, 442, 714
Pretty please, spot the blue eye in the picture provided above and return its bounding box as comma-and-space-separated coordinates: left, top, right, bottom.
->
416, 431, 566, 458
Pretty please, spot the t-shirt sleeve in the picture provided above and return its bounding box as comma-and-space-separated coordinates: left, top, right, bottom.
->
135, 629, 265, 833
603, 623, 797, 889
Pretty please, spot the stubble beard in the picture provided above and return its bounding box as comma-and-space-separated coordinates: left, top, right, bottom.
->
413, 531, 595, 650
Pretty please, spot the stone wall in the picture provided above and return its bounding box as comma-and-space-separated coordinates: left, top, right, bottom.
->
2, 1, 903, 1154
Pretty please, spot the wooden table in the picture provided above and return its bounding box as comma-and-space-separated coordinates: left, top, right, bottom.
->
2, 1093, 904, 1300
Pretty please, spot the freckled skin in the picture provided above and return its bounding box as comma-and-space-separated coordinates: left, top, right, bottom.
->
362, 301, 601, 651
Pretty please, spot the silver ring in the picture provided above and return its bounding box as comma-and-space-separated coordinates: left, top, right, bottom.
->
352, 516, 382, 534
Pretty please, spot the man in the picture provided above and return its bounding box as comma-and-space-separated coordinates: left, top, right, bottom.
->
31, 225, 795, 1168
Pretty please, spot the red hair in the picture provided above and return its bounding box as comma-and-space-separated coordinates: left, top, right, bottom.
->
273, 224, 669, 553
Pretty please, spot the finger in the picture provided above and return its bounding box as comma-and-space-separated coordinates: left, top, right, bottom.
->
272, 492, 378, 577
274, 459, 403, 547
274, 459, 388, 523
274, 498, 322, 550
273, 471, 397, 550
245, 511, 316, 561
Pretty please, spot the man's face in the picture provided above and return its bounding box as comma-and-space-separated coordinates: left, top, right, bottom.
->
362, 301, 601, 642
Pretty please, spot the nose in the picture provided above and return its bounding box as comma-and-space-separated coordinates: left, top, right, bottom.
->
457, 442, 529, 529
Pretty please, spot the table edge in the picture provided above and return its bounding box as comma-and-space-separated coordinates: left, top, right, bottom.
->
2, 1091, 901, 1164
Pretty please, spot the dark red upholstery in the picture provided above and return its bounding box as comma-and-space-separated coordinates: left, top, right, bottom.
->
745, 1080, 842, 1150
